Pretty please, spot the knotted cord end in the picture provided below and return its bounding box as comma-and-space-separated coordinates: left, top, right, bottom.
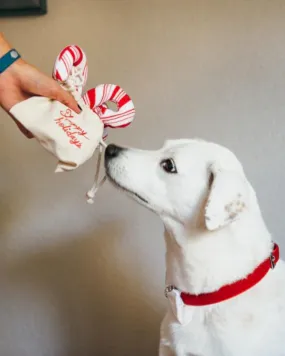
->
86, 190, 96, 204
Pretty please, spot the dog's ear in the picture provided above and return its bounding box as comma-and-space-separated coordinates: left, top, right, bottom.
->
205, 162, 249, 231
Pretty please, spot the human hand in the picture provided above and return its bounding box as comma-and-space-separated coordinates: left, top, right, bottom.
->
0, 34, 80, 138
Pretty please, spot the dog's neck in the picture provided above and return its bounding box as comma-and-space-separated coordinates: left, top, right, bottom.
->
161, 208, 273, 295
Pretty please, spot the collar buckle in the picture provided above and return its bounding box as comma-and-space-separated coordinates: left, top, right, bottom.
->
270, 253, 276, 269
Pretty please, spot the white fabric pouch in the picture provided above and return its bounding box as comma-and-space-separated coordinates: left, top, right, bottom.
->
10, 96, 103, 173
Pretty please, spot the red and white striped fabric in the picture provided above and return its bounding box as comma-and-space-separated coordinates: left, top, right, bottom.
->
53, 45, 135, 139
83, 84, 135, 128
53, 45, 88, 95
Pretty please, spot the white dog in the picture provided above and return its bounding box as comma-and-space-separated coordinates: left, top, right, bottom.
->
104, 139, 285, 356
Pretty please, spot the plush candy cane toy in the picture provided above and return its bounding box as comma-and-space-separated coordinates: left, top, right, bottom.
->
53, 45, 135, 203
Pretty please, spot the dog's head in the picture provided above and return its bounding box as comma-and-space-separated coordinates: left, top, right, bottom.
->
104, 139, 253, 231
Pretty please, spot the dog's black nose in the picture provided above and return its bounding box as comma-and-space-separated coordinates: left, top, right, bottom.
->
105, 144, 123, 160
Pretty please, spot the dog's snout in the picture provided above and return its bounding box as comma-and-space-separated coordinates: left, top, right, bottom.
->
105, 144, 124, 160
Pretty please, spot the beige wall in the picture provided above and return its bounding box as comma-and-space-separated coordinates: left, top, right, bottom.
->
1, 0, 285, 355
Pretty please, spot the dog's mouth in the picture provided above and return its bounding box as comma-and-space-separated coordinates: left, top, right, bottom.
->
106, 171, 149, 205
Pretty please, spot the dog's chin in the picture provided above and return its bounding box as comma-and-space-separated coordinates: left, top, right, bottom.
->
106, 171, 149, 206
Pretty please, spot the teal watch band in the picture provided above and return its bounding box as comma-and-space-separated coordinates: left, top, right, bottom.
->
0, 49, 21, 74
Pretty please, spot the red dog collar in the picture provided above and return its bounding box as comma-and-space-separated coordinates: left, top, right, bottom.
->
165, 243, 279, 307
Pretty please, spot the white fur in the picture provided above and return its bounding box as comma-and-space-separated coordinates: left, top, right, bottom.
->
105, 139, 285, 356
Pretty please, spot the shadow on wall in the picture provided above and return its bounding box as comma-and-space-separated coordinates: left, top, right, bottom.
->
0, 108, 162, 356
5, 221, 161, 356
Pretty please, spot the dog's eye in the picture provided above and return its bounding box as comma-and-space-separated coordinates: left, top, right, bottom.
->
160, 158, 177, 174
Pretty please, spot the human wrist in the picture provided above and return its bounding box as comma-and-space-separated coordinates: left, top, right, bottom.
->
0, 33, 24, 73
0, 36, 23, 107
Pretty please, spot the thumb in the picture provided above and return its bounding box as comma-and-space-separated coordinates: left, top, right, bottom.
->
50, 82, 81, 114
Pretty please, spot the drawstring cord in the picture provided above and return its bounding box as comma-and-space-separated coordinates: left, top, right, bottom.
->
86, 140, 107, 204
65, 67, 86, 108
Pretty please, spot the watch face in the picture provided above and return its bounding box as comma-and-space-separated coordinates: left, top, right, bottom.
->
0, 0, 47, 16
